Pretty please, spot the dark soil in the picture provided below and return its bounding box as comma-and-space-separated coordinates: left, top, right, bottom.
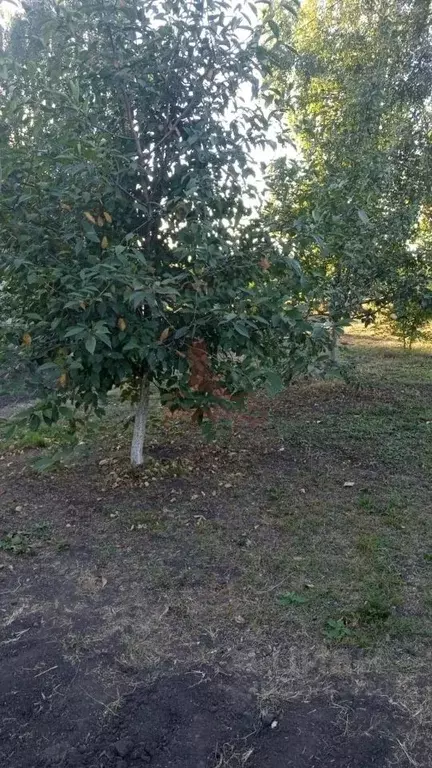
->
80, 678, 408, 768
1, 660, 409, 768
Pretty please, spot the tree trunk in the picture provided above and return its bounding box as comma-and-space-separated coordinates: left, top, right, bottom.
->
130, 374, 150, 467
330, 321, 339, 364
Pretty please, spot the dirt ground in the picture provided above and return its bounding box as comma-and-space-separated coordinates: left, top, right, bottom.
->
0, 332, 431, 767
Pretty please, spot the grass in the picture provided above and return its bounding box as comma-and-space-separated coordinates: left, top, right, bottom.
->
258, 329, 432, 650
1, 326, 432, 763
0, 521, 70, 556
0, 388, 166, 460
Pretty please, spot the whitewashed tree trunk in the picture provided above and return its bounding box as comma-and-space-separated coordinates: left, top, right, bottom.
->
130, 374, 150, 467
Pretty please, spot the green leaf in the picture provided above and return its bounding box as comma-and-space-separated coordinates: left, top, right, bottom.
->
221, 312, 237, 323
64, 326, 86, 338
324, 618, 351, 640
32, 453, 61, 472
280, 0, 300, 12
234, 321, 250, 338
268, 19, 280, 38
38, 362, 61, 373
59, 406, 74, 418
2, 423, 17, 439
97, 335, 112, 348
265, 370, 284, 396
29, 413, 41, 431
131, 291, 146, 310
82, 221, 101, 243
123, 339, 142, 351
277, 592, 306, 606
174, 326, 189, 339
85, 335, 96, 355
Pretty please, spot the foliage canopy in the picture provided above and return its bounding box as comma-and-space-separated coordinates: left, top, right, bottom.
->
0, 0, 330, 464
266, 0, 432, 339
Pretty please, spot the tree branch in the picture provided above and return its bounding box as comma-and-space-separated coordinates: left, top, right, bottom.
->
105, 22, 150, 203
152, 66, 214, 153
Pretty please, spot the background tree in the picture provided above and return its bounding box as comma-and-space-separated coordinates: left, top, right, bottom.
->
0, 0, 330, 466
266, 0, 432, 350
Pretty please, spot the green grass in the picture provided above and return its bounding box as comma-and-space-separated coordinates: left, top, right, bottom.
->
0, 389, 164, 466
200, 330, 432, 660
0, 521, 69, 556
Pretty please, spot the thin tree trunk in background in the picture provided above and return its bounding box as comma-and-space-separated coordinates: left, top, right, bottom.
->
330, 321, 339, 364
130, 374, 150, 467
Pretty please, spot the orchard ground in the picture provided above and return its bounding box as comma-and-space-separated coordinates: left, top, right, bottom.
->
0, 327, 431, 768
